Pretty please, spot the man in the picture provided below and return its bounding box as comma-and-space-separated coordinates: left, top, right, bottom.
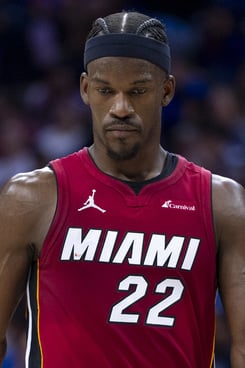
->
0, 10, 244, 368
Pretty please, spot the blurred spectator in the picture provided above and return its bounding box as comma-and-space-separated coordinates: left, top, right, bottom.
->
205, 84, 245, 183
0, 111, 38, 187
193, 5, 245, 83
35, 98, 91, 162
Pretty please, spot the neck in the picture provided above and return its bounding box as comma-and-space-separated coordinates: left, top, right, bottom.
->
88, 144, 167, 181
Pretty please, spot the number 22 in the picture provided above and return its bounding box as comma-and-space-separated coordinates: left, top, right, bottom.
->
109, 275, 184, 327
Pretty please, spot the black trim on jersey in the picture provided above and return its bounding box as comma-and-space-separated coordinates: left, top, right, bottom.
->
86, 149, 178, 195
122, 153, 178, 194
27, 261, 42, 367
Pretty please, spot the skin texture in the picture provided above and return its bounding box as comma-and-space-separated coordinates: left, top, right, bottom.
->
0, 57, 245, 367
0, 168, 57, 364
80, 57, 175, 180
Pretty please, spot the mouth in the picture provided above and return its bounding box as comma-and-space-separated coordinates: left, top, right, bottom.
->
105, 121, 140, 132
106, 126, 138, 132
105, 125, 139, 139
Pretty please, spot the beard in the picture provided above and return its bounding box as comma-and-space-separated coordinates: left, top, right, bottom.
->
106, 140, 141, 161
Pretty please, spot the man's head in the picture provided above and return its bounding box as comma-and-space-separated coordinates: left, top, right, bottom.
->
84, 11, 171, 75
80, 11, 175, 163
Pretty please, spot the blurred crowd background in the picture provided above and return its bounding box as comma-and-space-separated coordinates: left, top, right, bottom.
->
0, 0, 244, 367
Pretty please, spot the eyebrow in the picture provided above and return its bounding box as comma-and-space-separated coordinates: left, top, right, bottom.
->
90, 77, 110, 84
90, 77, 153, 85
131, 78, 153, 85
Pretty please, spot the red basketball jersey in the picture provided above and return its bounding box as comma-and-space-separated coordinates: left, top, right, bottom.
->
26, 147, 216, 367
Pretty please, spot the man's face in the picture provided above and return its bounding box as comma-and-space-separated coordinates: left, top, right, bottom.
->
81, 57, 174, 161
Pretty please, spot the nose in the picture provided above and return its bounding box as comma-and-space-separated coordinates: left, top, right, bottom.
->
109, 92, 134, 118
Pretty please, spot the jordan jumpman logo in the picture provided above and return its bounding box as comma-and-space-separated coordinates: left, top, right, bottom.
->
78, 189, 106, 213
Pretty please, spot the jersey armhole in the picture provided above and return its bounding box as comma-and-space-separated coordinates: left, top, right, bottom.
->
200, 168, 217, 256
39, 161, 70, 263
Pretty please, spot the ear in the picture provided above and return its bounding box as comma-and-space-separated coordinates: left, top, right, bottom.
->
80, 72, 90, 105
161, 75, 176, 107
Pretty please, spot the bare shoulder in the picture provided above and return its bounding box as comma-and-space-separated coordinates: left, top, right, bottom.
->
0, 166, 56, 213
212, 174, 245, 248
0, 166, 57, 253
212, 174, 245, 215
1, 165, 55, 190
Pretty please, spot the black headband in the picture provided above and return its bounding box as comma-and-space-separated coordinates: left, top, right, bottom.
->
84, 34, 171, 73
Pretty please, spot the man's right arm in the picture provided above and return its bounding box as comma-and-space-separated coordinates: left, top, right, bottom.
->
0, 167, 57, 365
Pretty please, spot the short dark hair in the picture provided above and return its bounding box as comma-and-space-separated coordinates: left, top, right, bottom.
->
87, 11, 169, 45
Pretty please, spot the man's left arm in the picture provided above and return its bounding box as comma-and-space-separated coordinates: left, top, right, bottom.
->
213, 175, 245, 368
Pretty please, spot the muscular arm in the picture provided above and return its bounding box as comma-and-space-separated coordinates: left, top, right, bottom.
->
0, 167, 57, 365
213, 175, 245, 368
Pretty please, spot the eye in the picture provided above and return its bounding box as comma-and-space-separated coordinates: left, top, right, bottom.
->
130, 88, 146, 96
97, 87, 113, 95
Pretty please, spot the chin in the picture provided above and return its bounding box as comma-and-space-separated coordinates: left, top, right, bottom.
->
107, 143, 140, 161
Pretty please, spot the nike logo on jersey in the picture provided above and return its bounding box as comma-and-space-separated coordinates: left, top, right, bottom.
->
61, 228, 200, 270
78, 189, 106, 213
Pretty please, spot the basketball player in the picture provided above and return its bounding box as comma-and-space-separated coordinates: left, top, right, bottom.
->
0, 11, 244, 368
